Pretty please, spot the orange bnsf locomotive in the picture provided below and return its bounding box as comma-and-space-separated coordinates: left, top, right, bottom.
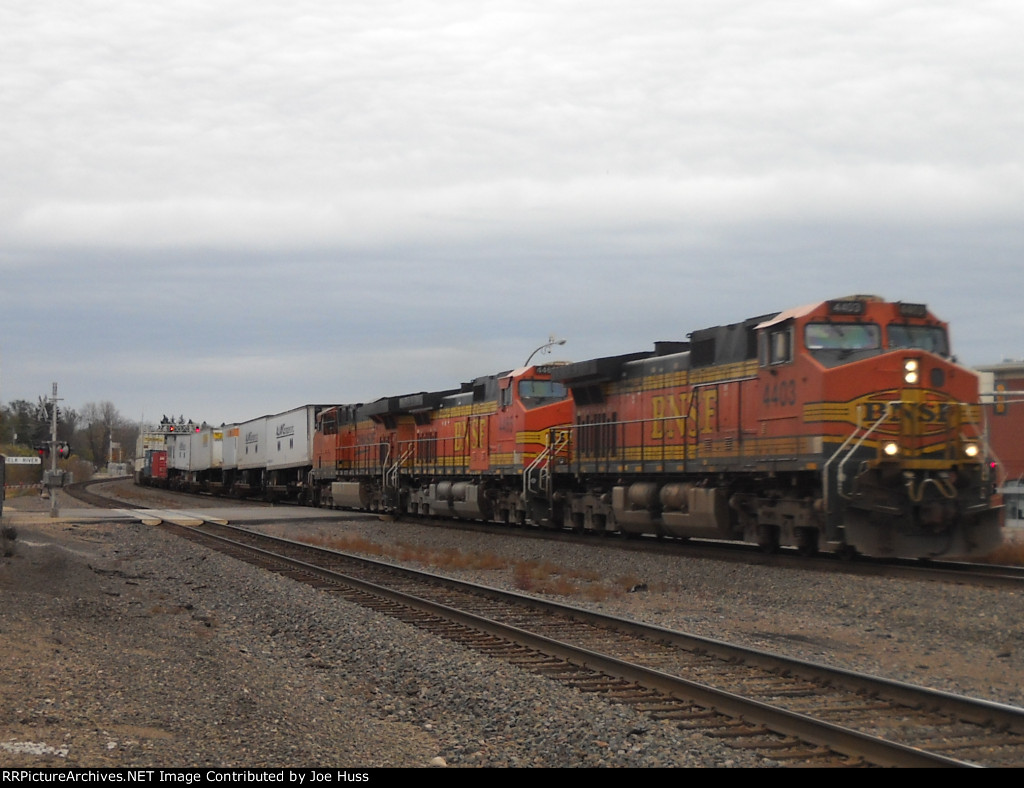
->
547, 296, 1001, 558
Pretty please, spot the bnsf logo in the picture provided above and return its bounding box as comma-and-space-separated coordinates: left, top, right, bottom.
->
861, 399, 960, 436
863, 401, 955, 423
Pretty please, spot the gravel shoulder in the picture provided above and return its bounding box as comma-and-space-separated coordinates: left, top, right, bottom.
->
2, 485, 1023, 768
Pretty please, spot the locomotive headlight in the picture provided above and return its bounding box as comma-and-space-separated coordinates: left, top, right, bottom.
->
883, 441, 900, 457
903, 358, 920, 385
964, 443, 980, 459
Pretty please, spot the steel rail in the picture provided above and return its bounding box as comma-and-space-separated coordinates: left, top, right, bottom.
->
170, 523, 1000, 767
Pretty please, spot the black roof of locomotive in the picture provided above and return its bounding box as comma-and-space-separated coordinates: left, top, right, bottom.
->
552, 311, 779, 387
550, 351, 660, 386
358, 387, 463, 419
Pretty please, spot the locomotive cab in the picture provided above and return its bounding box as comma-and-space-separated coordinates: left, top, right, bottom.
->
496, 365, 573, 524
390, 365, 573, 524
494, 365, 572, 458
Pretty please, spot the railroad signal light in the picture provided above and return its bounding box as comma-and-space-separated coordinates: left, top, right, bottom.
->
58, 443, 72, 459
35, 444, 49, 458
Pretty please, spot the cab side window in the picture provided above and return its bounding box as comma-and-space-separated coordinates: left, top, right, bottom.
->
760, 327, 793, 365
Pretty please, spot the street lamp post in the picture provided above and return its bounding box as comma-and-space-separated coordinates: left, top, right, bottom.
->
524, 335, 567, 367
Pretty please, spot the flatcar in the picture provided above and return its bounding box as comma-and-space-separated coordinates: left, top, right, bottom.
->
143, 408, 337, 504
141, 294, 1003, 559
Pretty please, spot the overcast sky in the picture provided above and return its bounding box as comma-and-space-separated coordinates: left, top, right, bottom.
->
2, 1, 1022, 428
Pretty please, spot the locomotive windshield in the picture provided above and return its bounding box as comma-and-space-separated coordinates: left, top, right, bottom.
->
518, 380, 568, 408
804, 322, 881, 351
887, 324, 949, 356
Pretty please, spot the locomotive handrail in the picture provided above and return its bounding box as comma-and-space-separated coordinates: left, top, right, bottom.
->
385, 445, 415, 491
825, 401, 897, 508
906, 474, 957, 504
393, 435, 469, 477
379, 441, 391, 492
975, 406, 1003, 487
523, 428, 571, 501
564, 414, 691, 473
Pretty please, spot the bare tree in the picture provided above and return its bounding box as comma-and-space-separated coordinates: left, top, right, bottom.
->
79, 401, 123, 464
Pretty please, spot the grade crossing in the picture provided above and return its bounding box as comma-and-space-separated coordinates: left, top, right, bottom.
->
2, 504, 340, 527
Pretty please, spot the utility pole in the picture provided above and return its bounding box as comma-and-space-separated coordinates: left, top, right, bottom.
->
47, 382, 62, 517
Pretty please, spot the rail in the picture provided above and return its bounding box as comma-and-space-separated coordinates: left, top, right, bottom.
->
164, 521, 1024, 767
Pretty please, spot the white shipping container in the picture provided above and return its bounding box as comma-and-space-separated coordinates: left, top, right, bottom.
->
266, 405, 323, 471
237, 416, 268, 470
167, 432, 191, 471
189, 427, 223, 472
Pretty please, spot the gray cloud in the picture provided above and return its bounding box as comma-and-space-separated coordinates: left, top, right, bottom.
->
2, 1, 1022, 424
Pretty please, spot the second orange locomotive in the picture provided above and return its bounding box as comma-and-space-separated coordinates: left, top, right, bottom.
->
310, 364, 573, 525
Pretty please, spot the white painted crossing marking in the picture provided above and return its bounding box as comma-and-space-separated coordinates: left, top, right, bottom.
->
127, 509, 204, 526
115, 508, 161, 525
177, 510, 229, 525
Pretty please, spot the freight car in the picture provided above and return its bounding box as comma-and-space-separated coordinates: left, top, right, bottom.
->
144, 295, 1003, 560
141, 407, 337, 504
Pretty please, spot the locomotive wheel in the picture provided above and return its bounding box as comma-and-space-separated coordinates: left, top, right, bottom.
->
757, 524, 780, 554
796, 527, 819, 557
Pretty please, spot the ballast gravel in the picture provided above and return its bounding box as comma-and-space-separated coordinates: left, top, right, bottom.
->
2, 490, 1023, 768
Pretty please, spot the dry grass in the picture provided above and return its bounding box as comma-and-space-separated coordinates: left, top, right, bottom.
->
300, 530, 514, 572
295, 529, 648, 600
979, 538, 1024, 565
293, 526, 1024, 603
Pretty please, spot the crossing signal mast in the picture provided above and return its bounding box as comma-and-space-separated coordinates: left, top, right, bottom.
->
42, 382, 67, 517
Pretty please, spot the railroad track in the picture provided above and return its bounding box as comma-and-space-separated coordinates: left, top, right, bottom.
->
70, 478, 1024, 590
137, 514, 1023, 768
63, 479, 1024, 766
